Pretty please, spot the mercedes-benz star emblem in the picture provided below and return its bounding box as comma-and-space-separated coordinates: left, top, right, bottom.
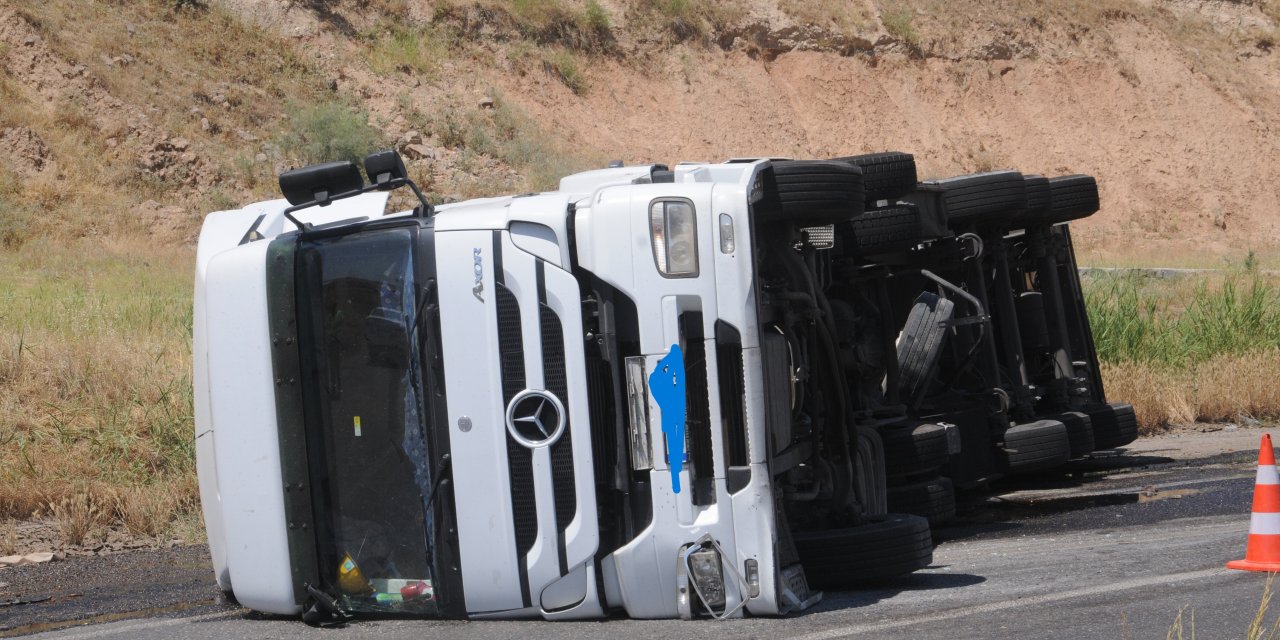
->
505, 389, 566, 448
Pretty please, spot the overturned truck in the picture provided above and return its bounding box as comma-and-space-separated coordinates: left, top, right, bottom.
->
193, 150, 1136, 622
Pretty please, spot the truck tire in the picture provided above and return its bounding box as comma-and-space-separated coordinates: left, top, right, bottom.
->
1023, 174, 1099, 226
1043, 411, 1095, 458
1024, 174, 1051, 213
881, 422, 949, 479
1046, 174, 1100, 223
793, 514, 933, 587
831, 152, 917, 204
907, 171, 1027, 228
849, 204, 926, 255
999, 419, 1070, 473
1011, 174, 1051, 229
756, 160, 865, 223
886, 476, 956, 526
1084, 402, 1139, 449
897, 292, 955, 403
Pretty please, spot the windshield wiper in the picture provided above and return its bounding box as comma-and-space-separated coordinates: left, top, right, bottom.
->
421, 453, 454, 570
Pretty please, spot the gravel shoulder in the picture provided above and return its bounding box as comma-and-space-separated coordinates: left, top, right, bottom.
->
0, 545, 229, 637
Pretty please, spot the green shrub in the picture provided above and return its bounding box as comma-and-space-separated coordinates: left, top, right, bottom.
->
367, 25, 446, 77
434, 112, 468, 149
0, 171, 36, 249
433, 0, 614, 52
546, 50, 589, 95
881, 6, 918, 45
1085, 271, 1280, 366
279, 101, 382, 165
644, 0, 707, 40
584, 0, 610, 34
0, 203, 36, 250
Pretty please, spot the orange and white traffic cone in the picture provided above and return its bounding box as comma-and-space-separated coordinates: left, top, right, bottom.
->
1228, 434, 1280, 572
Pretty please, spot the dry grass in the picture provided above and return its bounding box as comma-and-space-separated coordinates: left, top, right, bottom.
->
1246, 573, 1280, 640
872, 0, 1280, 96
778, 0, 875, 37
0, 240, 196, 536
0, 520, 16, 556
5, 0, 328, 244
112, 485, 183, 538
15, 0, 317, 143
1162, 574, 1280, 639
50, 493, 107, 546
1104, 349, 1280, 433
1166, 604, 1193, 640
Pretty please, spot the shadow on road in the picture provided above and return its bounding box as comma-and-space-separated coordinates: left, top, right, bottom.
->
813, 571, 988, 613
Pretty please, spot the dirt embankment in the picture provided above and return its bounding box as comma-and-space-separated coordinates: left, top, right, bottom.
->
464, 0, 1280, 265
1, 0, 1278, 263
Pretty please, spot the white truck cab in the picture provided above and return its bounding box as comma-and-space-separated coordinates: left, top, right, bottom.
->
194, 150, 1133, 622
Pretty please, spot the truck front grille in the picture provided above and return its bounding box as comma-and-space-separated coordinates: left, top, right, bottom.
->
496, 281, 536, 606
492, 238, 584, 604
540, 303, 577, 577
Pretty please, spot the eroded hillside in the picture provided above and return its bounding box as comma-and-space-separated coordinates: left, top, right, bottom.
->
2, 0, 1279, 264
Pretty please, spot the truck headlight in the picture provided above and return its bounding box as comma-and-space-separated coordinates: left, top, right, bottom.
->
650, 199, 698, 277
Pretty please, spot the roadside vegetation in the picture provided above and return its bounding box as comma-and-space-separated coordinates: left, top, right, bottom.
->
1161, 574, 1280, 639
1086, 264, 1280, 433
0, 241, 198, 542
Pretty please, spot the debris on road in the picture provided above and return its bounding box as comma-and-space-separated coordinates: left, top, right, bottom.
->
0, 552, 56, 568
0, 595, 52, 607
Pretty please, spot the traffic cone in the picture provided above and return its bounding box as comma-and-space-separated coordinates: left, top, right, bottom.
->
1227, 434, 1280, 572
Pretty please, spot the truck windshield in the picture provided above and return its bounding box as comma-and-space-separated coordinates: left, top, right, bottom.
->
298, 227, 442, 615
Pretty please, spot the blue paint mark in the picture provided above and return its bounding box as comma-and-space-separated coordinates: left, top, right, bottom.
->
649, 344, 687, 493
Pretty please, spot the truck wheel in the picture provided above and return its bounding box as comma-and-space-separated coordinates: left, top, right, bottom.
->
1011, 174, 1051, 229
1024, 174, 1052, 212
998, 419, 1070, 473
907, 170, 1027, 228
756, 160, 865, 223
793, 513, 933, 587
881, 422, 949, 479
886, 476, 956, 526
897, 292, 955, 404
1084, 402, 1139, 449
830, 151, 917, 204
850, 204, 928, 255
1043, 411, 1095, 458
1045, 174, 1100, 223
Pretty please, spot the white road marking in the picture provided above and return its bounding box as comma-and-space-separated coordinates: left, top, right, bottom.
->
789, 567, 1233, 640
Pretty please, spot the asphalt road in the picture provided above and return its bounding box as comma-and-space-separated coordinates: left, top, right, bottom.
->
3, 444, 1271, 639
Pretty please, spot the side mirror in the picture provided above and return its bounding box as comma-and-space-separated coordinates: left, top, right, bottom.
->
363, 149, 408, 190
274, 150, 432, 229
278, 161, 365, 207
